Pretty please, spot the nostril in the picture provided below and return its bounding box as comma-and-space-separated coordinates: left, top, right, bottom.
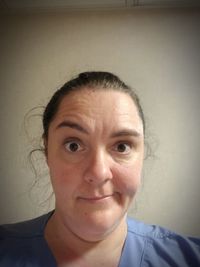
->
83, 153, 113, 184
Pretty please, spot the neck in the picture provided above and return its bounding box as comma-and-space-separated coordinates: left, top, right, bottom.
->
45, 211, 127, 267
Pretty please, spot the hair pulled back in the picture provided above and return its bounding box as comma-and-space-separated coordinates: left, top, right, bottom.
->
42, 71, 145, 139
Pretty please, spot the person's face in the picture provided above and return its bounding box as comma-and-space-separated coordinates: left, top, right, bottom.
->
46, 88, 144, 241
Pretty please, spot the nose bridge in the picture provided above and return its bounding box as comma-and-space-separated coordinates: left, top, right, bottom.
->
84, 147, 113, 185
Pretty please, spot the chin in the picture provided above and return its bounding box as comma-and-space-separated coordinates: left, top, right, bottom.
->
73, 210, 127, 241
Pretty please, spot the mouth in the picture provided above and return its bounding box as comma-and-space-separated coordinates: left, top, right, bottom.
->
78, 194, 114, 203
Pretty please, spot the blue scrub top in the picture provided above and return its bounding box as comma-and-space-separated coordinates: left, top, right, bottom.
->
0, 211, 199, 266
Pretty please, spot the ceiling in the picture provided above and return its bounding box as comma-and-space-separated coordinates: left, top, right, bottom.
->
0, 0, 199, 12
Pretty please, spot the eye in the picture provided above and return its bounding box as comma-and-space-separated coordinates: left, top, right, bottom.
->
115, 142, 132, 154
65, 141, 83, 152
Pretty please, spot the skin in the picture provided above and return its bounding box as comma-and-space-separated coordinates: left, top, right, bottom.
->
44, 88, 144, 267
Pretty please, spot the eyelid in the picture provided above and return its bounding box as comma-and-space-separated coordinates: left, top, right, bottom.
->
63, 136, 82, 143
115, 140, 134, 146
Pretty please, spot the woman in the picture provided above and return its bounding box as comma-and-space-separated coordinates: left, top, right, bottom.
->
0, 72, 199, 267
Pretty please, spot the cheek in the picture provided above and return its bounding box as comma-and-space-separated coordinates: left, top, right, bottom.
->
113, 161, 143, 195
48, 158, 79, 195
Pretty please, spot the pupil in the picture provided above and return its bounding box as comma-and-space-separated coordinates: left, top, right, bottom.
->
118, 144, 126, 152
70, 143, 78, 151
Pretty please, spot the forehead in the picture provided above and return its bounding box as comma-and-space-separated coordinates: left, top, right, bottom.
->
51, 88, 143, 133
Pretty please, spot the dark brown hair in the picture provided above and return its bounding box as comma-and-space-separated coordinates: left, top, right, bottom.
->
42, 71, 145, 139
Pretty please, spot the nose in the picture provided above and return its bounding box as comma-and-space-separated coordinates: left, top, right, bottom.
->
83, 149, 113, 186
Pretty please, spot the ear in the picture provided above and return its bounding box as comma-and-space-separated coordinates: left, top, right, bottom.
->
43, 136, 48, 162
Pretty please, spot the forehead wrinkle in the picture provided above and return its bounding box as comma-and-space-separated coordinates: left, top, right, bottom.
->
58, 96, 104, 120
51, 89, 143, 136
112, 111, 143, 130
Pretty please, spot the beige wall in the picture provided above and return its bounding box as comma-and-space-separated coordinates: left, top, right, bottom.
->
0, 8, 200, 236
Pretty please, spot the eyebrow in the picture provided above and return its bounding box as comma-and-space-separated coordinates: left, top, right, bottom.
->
56, 120, 142, 138
111, 129, 142, 138
55, 120, 89, 134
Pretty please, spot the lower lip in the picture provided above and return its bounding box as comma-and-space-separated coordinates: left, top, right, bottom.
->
78, 195, 113, 204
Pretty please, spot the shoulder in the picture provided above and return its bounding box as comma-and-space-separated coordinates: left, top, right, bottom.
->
124, 217, 200, 267
0, 211, 54, 242
127, 216, 176, 239
127, 216, 200, 244
0, 211, 55, 267
0, 212, 53, 239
